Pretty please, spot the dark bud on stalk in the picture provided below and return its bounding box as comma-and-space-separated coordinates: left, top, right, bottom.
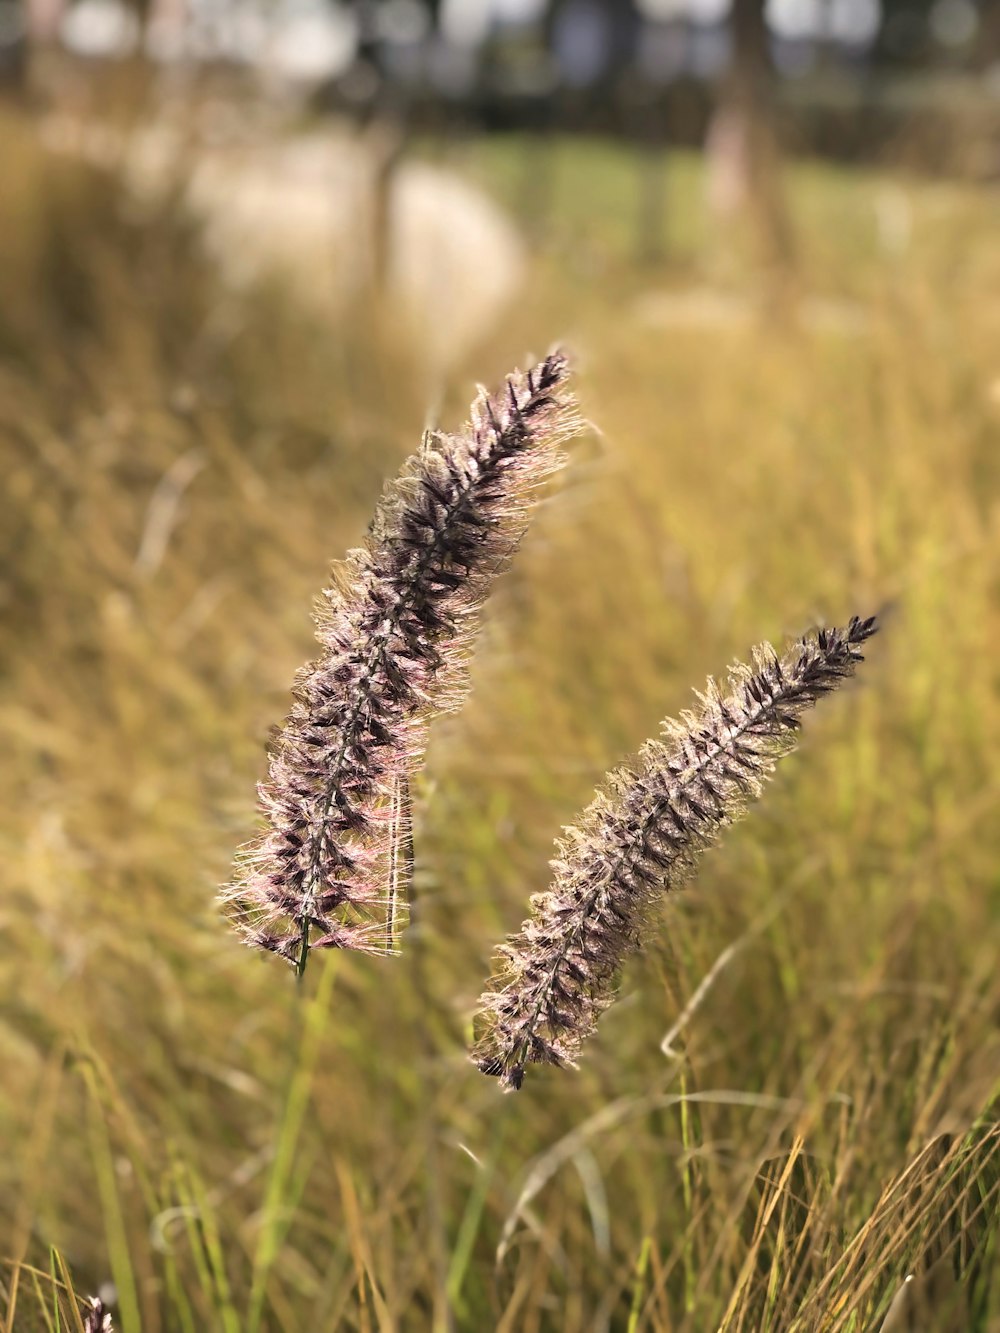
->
83, 1298, 114, 1333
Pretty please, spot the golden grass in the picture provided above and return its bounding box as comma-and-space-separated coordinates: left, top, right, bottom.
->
1, 104, 999, 1330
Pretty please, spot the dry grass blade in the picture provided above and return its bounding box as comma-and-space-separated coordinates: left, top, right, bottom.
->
796, 1119, 1000, 1330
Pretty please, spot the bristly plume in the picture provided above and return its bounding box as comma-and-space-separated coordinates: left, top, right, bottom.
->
471, 615, 879, 1090
223, 352, 580, 976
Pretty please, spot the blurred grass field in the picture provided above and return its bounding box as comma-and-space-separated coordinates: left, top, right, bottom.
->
1, 102, 999, 1331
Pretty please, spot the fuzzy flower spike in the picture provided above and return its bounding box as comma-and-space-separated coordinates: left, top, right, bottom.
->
472, 615, 879, 1089
224, 352, 580, 975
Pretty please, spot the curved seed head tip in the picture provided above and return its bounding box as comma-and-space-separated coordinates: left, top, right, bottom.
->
224, 354, 581, 973
471, 614, 879, 1089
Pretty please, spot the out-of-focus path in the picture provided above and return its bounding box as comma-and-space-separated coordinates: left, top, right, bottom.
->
39, 112, 526, 375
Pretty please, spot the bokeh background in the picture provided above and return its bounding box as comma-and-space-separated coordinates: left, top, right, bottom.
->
1, 3, 999, 1329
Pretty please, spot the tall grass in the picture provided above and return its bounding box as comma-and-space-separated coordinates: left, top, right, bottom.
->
1, 104, 998, 1330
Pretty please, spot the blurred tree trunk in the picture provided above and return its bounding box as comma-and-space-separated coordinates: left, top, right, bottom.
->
706, 0, 795, 277
974, 0, 1000, 68
349, 0, 407, 292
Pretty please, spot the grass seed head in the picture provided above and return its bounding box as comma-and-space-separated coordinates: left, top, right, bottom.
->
83, 1298, 114, 1333
222, 352, 580, 975
471, 615, 879, 1090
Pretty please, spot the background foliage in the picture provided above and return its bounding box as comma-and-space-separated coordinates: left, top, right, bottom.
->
1, 102, 999, 1329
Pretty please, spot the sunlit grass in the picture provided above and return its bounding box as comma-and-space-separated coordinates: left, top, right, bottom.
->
1, 103, 998, 1330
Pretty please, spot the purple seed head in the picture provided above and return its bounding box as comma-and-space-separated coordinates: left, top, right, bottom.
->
223, 352, 580, 974
471, 615, 879, 1090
